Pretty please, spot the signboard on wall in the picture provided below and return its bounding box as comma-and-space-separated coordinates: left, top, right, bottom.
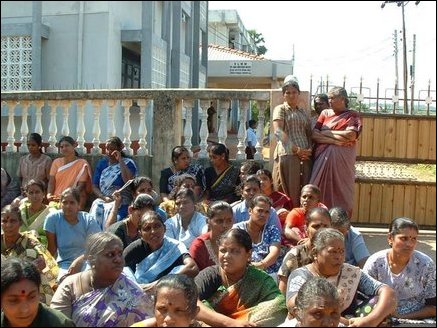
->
229, 61, 252, 75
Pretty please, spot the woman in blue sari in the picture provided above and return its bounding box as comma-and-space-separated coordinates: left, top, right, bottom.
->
123, 211, 199, 285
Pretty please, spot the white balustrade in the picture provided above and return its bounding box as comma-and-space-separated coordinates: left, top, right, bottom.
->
33, 100, 44, 137
107, 100, 117, 137
60, 100, 70, 137
46, 101, 58, 154
254, 100, 266, 160
198, 100, 209, 159
19, 101, 29, 153
91, 100, 102, 154
121, 99, 133, 156
236, 100, 248, 160
182, 99, 193, 157
137, 99, 149, 156
6, 102, 17, 152
218, 99, 229, 146
76, 100, 86, 154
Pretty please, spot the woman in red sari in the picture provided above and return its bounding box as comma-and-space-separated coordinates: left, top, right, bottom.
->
310, 87, 362, 217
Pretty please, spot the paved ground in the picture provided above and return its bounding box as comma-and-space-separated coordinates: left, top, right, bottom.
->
358, 227, 436, 262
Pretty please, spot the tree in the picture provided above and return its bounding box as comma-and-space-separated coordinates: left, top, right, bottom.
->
248, 30, 268, 56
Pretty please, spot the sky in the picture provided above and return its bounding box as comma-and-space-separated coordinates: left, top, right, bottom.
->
209, 1, 436, 96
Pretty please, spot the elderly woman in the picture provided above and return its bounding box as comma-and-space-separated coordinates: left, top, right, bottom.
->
131, 274, 201, 327
310, 86, 362, 217
279, 276, 341, 327
272, 76, 313, 208
1, 205, 57, 304
195, 228, 287, 327
287, 228, 396, 327
50, 231, 153, 326
165, 188, 207, 249
363, 217, 436, 320
123, 211, 199, 285
204, 143, 240, 204
1, 258, 74, 327
159, 146, 205, 202
44, 187, 101, 282
189, 201, 234, 271
91, 136, 137, 222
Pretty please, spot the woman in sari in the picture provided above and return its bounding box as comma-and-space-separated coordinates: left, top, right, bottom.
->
123, 211, 199, 285
189, 201, 234, 271
1, 205, 58, 305
19, 179, 57, 245
47, 136, 92, 210
195, 228, 287, 327
310, 86, 362, 217
287, 228, 396, 327
50, 231, 153, 326
91, 136, 137, 222
159, 146, 205, 202
204, 143, 240, 204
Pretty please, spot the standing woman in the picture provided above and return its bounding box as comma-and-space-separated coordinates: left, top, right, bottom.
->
363, 217, 436, 320
46, 136, 92, 210
310, 86, 362, 217
272, 76, 312, 207
16, 132, 52, 194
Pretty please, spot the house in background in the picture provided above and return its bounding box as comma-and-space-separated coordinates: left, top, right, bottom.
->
1, 1, 208, 147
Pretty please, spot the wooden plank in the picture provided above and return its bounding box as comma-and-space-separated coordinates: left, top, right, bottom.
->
383, 118, 396, 159
414, 185, 427, 226
429, 120, 436, 161
360, 117, 374, 157
425, 185, 436, 227
395, 119, 407, 159
403, 185, 416, 218
380, 183, 394, 225
392, 185, 405, 218
369, 183, 383, 224
372, 118, 385, 158
406, 119, 419, 159
358, 183, 372, 224
352, 182, 360, 222
417, 120, 430, 161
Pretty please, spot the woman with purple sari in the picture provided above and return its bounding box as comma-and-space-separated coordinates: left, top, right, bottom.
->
310, 87, 362, 217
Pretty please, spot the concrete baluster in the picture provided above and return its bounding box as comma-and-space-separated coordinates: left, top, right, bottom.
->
254, 100, 266, 160
46, 101, 58, 154
121, 99, 133, 156
19, 101, 29, 153
236, 100, 248, 160
91, 100, 102, 154
137, 99, 149, 156
183, 99, 193, 157
76, 100, 86, 155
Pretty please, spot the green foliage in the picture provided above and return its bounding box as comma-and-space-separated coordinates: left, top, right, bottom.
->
248, 30, 267, 55
348, 91, 370, 112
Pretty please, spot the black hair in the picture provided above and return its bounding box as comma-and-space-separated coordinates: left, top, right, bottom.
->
28, 132, 44, 153
139, 211, 165, 230
240, 160, 262, 177
60, 187, 81, 203
155, 274, 198, 316
389, 217, 419, 236
24, 179, 47, 194
1, 258, 41, 294
313, 93, 329, 106
256, 168, 272, 181
248, 194, 272, 209
106, 136, 127, 157
57, 135, 79, 156
175, 187, 196, 204
305, 207, 331, 225
209, 143, 229, 162
218, 228, 252, 252
207, 201, 233, 220
131, 176, 154, 192
171, 146, 190, 164
248, 119, 257, 128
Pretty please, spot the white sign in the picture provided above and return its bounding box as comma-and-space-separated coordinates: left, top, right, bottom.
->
229, 62, 252, 75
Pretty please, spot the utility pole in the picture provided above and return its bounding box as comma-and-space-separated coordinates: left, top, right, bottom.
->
393, 29, 399, 92
410, 34, 416, 111
291, 44, 295, 75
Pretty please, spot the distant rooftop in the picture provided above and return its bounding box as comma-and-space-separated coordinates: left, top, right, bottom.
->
206, 44, 266, 61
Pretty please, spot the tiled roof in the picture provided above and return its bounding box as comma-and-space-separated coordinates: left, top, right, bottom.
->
206, 44, 266, 61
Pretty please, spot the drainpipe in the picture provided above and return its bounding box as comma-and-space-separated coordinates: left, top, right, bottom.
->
77, 1, 84, 89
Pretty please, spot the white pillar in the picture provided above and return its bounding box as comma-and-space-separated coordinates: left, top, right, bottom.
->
60, 100, 70, 137
46, 101, 58, 154
121, 99, 133, 156
91, 100, 102, 154
218, 99, 229, 146
33, 100, 44, 137
254, 100, 266, 160
236, 100, 248, 160
183, 99, 193, 157
5, 102, 17, 152
76, 100, 86, 155
107, 100, 117, 138
19, 101, 29, 153
198, 100, 209, 159
137, 99, 149, 156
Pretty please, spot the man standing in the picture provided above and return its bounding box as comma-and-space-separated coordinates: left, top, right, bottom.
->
245, 119, 257, 159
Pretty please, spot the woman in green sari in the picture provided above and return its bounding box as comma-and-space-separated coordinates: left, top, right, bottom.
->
195, 228, 287, 327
